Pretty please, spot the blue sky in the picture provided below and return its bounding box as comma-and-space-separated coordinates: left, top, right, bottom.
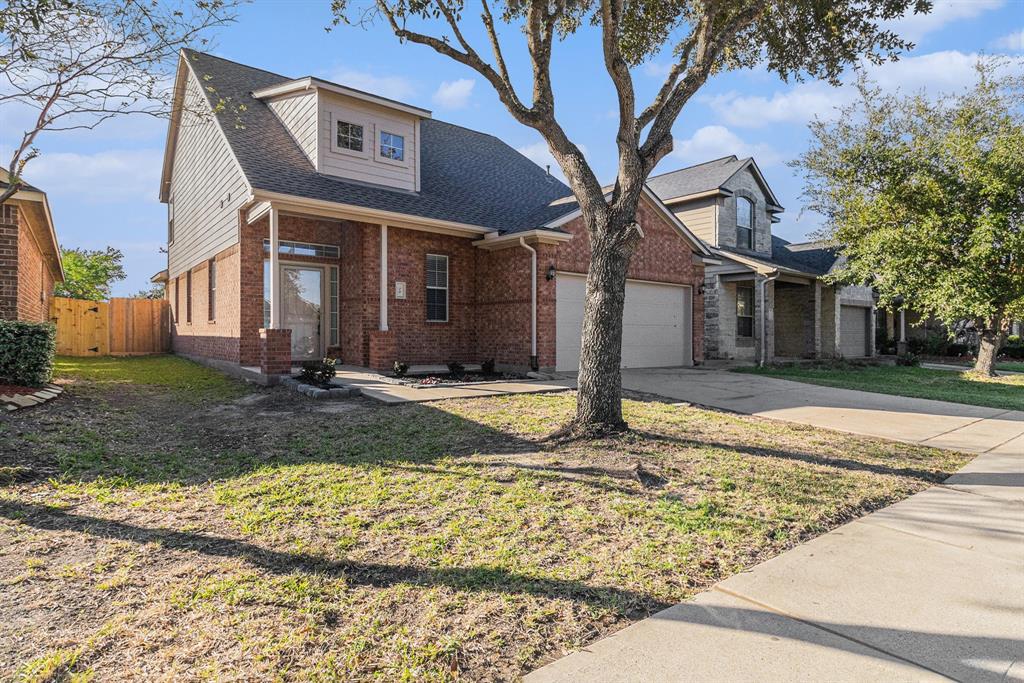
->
4, 0, 1023, 296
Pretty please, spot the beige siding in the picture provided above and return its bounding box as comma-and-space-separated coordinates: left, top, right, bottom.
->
318, 90, 418, 191
670, 197, 717, 245
167, 67, 249, 278
268, 90, 318, 166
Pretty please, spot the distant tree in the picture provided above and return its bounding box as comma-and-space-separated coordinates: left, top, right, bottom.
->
132, 283, 166, 300
0, 0, 239, 204
55, 247, 126, 301
332, 0, 932, 435
796, 61, 1024, 376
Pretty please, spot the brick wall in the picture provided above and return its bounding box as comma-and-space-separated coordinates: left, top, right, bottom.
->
0, 204, 18, 320
170, 244, 242, 362
774, 282, 808, 358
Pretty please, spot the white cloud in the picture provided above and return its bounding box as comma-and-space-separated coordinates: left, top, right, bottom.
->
325, 67, 416, 101
16, 148, 163, 203
432, 78, 475, 109
993, 28, 1024, 51
884, 0, 1004, 43
671, 126, 782, 166
704, 50, 1023, 128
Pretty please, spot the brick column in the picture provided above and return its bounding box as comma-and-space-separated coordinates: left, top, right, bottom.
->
259, 328, 292, 376
0, 204, 18, 321
368, 329, 396, 371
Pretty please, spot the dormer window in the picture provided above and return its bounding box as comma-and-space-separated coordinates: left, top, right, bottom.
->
737, 196, 753, 249
379, 131, 405, 161
336, 121, 363, 152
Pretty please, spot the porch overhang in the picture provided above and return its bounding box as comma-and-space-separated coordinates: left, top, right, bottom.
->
246, 191, 494, 239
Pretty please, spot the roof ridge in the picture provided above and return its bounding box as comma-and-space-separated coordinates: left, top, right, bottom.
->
183, 48, 292, 82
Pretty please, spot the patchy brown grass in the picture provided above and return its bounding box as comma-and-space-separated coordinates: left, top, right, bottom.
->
0, 356, 970, 681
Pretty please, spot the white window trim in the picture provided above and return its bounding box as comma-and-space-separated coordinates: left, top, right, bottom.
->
328, 110, 371, 159
736, 284, 754, 338
426, 253, 449, 323
375, 129, 410, 168
167, 193, 175, 246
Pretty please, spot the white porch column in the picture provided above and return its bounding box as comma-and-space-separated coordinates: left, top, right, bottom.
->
899, 309, 906, 343
269, 206, 281, 329
379, 224, 388, 331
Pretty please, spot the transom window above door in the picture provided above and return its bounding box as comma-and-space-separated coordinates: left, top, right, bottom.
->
336, 121, 363, 152
380, 131, 405, 161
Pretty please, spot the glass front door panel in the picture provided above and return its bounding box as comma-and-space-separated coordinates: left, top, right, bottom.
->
282, 266, 323, 360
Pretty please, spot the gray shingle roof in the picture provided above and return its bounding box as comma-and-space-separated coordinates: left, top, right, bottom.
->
183, 50, 571, 233
646, 156, 748, 202
717, 236, 839, 277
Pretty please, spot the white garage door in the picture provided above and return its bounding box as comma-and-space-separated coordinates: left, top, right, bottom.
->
840, 305, 870, 357
556, 273, 692, 372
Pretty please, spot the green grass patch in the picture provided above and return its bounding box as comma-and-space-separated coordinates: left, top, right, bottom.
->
1, 361, 972, 680
735, 364, 1024, 411
54, 355, 246, 401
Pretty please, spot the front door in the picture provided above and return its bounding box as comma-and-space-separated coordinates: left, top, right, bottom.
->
281, 266, 323, 360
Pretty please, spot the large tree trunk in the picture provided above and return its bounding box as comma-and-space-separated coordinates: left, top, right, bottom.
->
974, 316, 1009, 377
570, 210, 640, 436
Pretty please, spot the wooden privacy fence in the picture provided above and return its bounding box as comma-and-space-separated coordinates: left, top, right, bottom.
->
50, 296, 170, 356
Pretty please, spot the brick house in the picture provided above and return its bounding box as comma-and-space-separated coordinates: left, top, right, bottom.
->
0, 170, 64, 322
158, 51, 714, 378
649, 156, 877, 364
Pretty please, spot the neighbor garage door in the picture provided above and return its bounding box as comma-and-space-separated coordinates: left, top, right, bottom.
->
840, 305, 870, 357
555, 273, 692, 372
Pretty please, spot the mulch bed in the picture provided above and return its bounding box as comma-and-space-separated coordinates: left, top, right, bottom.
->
0, 384, 38, 396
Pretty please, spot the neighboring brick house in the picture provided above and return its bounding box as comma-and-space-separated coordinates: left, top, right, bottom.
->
0, 170, 64, 322
649, 156, 876, 364
159, 50, 714, 378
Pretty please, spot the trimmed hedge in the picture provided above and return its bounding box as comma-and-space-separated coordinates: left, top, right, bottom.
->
0, 320, 57, 387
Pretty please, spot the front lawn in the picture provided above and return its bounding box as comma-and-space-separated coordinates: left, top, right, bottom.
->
735, 364, 1024, 411
1, 356, 970, 680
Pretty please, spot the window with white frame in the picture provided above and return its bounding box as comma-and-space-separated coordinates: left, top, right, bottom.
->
336, 120, 364, 152
167, 194, 175, 244
736, 196, 753, 249
425, 254, 448, 322
379, 131, 405, 161
208, 259, 216, 321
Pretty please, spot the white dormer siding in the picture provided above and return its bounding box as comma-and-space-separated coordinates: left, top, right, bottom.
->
317, 90, 419, 192
267, 90, 318, 166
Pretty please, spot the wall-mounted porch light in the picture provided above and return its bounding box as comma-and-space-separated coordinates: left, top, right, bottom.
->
546, 265, 557, 281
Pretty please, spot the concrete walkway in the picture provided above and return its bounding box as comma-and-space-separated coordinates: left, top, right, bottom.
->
331, 366, 572, 404
619, 367, 1024, 454
527, 448, 1024, 682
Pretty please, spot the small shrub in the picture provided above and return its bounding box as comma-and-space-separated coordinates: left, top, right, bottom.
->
298, 358, 336, 386
896, 352, 920, 367
945, 343, 971, 357
0, 320, 56, 386
446, 361, 464, 377
393, 361, 409, 377
1007, 334, 1021, 346
1002, 345, 1024, 360
481, 358, 496, 375
921, 334, 949, 356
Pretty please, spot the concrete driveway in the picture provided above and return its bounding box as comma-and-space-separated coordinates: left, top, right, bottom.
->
620, 367, 1024, 455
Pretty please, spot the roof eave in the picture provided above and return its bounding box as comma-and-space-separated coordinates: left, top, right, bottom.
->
252, 77, 433, 118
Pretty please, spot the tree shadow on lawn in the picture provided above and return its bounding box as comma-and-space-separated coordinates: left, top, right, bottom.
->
0, 498, 660, 614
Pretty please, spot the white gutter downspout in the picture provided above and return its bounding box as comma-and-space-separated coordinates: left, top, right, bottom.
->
519, 237, 538, 370
759, 269, 780, 368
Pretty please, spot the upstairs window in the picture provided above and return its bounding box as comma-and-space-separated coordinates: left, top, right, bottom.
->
336, 121, 363, 152
426, 254, 448, 322
167, 194, 175, 245
380, 131, 405, 161
736, 285, 754, 337
736, 197, 753, 250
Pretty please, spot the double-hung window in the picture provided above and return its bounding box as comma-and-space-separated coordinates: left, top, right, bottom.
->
380, 131, 405, 161
736, 285, 754, 338
336, 120, 364, 152
426, 254, 448, 322
185, 270, 192, 323
736, 197, 753, 250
